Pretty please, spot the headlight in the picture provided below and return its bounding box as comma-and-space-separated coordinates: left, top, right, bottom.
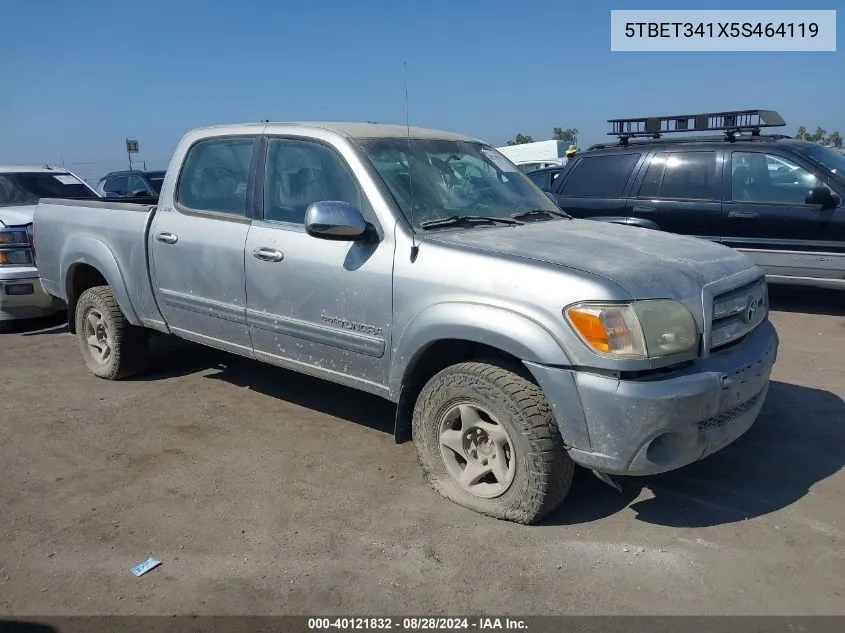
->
0, 228, 30, 246
564, 299, 697, 359
0, 248, 35, 266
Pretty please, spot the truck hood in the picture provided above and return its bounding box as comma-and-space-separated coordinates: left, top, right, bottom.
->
0, 205, 37, 227
426, 218, 757, 300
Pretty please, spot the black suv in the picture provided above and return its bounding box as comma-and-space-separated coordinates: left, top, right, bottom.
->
97, 169, 166, 199
542, 110, 845, 290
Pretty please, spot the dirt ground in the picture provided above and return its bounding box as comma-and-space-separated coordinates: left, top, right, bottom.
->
1, 285, 843, 616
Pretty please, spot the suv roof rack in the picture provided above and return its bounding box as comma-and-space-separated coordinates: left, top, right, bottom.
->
606, 109, 786, 146
587, 132, 793, 151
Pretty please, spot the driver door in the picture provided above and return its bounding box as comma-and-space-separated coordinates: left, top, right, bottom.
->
721, 150, 843, 281
244, 136, 394, 391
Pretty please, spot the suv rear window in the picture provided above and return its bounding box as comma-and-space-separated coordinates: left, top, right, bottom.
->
559, 154, 640, 198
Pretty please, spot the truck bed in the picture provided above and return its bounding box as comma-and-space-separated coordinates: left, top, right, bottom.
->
33, 198, 166, 330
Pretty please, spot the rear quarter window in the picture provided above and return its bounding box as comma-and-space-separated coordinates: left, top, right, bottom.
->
559, 153, 641, 198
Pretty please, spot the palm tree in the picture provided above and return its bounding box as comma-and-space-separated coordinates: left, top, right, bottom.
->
825, 131, 842, 149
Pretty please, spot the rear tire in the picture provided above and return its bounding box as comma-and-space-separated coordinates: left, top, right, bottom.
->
412, 360, 573, 524
75, 286, 149, 380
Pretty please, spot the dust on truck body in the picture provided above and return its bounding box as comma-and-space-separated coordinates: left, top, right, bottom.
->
33, 121, 778, 523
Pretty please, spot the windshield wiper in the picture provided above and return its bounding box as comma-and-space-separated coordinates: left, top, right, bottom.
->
511, 208, 572, 221
418, 215, 523, 230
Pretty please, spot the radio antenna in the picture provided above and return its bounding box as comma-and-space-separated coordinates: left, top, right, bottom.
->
404, 61, 419, 262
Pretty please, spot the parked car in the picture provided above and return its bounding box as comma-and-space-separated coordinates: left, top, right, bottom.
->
97, 169, 166, 199
0, 165, 99, 325
544, 110, 845, 290
34, 122, 777, 523
526, 164, 567, 191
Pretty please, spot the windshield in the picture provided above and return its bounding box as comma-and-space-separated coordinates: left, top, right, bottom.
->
794, 145, 845, 177
147, 172, 166, 194
356, 138, 560, 229
0, 172, 98, 207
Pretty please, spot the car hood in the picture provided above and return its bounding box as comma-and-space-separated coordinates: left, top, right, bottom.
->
0, 205, 37, 227
425, 218, 758, 300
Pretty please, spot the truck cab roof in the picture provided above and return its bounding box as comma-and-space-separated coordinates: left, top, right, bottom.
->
192, 121, 482, 143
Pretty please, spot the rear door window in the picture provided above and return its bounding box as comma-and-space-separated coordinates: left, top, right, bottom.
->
126, 175, 149, 196
176, 136, 256, 215
527, 170, 552, 190
637, 151, 720, 201
103, 176, 128, 196
558, 154, 640, 197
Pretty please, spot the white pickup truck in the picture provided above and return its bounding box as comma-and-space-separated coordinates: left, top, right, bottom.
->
0, 165, 99, 325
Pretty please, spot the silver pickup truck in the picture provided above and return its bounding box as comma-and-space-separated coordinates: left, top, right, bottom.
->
34, 122, 779, 524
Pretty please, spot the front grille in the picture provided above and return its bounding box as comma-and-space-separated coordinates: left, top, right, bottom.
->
709, 277, 768, 351
697, 389, 765, 431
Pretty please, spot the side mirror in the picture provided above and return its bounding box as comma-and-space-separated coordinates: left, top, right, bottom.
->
304, 201, 371, 241
805, 186, 839, 209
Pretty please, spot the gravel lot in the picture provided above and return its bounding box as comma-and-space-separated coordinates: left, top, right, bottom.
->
1, 285, 843, 616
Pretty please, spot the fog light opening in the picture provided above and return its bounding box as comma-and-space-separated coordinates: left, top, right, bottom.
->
4, 283, 35, 296
646, 432, 685, 467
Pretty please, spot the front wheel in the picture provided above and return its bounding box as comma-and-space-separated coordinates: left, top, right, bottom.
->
75, 286, 149, 380
412, 360, 574, 524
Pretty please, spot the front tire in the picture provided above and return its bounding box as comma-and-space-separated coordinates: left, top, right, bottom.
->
75, 286, 149, 380
412, 360, 573, 524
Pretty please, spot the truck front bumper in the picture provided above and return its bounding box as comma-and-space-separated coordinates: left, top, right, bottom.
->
525, 319, 779, 476
0, 270, 65, 322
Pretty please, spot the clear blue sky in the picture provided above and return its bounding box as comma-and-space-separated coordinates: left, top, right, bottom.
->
1, 0, 842, 182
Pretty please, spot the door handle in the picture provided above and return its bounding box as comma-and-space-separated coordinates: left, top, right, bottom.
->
633, 206, 656, 213
728, 211, 759, 219
156, 232, 178, 244
252, 247, 284, 262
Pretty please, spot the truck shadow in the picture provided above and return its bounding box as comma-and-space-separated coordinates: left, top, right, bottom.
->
3, 312, 67, 336
0, 621, 59, 633
137, 338, 842, 528
544, 380, 845, 528
138, 335, 397, 435
767, 284, 845, 317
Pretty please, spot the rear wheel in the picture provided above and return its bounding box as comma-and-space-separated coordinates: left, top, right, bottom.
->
75, 286, 149, 379
412, 360, 573, 524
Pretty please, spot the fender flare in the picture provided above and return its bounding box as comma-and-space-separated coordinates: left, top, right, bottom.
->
61, 236, 141, 326
388, 302, 571, 400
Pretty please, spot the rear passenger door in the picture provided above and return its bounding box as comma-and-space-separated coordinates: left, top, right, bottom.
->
149, 135, 258, 356
551, 153, 642, 221
721, 150, 843, 280
627, 149, 723, 240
